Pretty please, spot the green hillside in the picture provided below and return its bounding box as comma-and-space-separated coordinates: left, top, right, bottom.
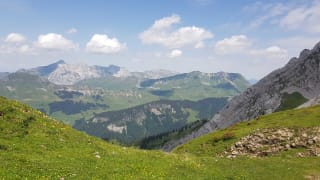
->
140, 71, 250, 101
73, 97, 228, 145
173, 106, 320, 178
174, 105, 320, 157
1, 96, 319, 179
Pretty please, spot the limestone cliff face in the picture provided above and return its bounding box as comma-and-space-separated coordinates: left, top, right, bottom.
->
163, 41, 320, 152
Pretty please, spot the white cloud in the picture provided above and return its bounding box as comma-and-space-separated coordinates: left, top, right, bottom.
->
67, 28, 77, 34
275, 36, 319, 55
18, 44, 33, 53
86, 34, 126, 54
249, 46, 288, 59
245, 1, 320, 33
214, 35, 251, 54
5, 33, 26, 43
35, 33, 76, 50
0, 33, 35, 54
0, 43, 34, 54
214, 34, 288, 61
140, 14, 213, 49
153, 14, 180, 29
195, 42, 204, 49
248, 3, 289, 28
280, 1, 320, 33
168, 49, 182, 58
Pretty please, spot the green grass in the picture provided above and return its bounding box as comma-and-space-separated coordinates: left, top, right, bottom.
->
276, 92, 308, 111
184, 108, 198, 123
0, 96, 320, 179
174, 105, 320, 156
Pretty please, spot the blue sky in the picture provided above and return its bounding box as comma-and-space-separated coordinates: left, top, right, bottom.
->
0, 0, 319, 79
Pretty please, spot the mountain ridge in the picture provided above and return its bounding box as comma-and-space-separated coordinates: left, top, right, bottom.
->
163, 41, 320, 151
73, 97, 228, 144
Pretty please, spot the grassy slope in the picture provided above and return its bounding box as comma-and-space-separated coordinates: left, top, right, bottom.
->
276, 92, 308, 111
173, 105, 320, 178
1, 97, 320, 179
174, 106, 320, 156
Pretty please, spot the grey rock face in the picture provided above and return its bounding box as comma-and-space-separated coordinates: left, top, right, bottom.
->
48, 63, 123, 85
163, 41, 320, 152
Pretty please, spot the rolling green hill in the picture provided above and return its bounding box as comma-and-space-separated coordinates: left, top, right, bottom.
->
1, 97, 320, 179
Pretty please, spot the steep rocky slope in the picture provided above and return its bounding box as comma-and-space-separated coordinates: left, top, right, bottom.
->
164, 41, 320, 151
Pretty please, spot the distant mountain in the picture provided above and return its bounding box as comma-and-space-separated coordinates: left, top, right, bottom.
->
248, 78, 258, 85
163, 41, 320, 151
18, 60, 176, 85
0, 60, 250, 143
131, 69, 177, 80
18, 60, 66, 76
48, 63, 123, 85
0, 72, 9, 80
73, 97, 228, 144
139, 71, 250, 100
141, 71, 249, 90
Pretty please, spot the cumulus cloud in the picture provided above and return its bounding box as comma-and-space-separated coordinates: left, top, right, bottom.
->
140, 14, 213, 49
5, 33, 26, 44
86, 34, 126, 54
67, 28, 77, 34
35, 33, 76, 50
214, 34, 288, 60
280, 1, 320, 33
249, 46, 288, 59
0, 33, 35, 54
168, 49, 182, 58
214, 35, 252, 54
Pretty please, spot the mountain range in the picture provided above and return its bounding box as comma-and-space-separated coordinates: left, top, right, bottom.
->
0, 60, 250, 144
18, 60, 176, 85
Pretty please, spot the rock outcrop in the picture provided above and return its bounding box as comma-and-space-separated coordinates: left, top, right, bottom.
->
223, 127, 320, 158
163, 41, 320, 151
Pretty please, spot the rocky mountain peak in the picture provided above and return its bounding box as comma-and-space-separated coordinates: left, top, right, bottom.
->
55, 59, 66, 64
47, 63, 124, 85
